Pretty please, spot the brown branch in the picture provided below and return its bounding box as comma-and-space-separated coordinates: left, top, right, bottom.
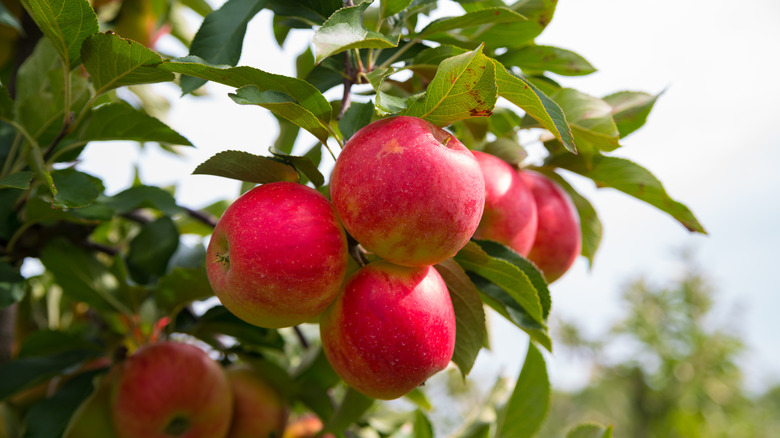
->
182, 206, 218, 228
293, 325, 310, 350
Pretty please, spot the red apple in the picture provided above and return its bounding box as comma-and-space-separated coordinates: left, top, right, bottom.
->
225, 366, 287, 438
111, 342, 233, 438
330, 116, 485, 267
518, 170, 581, 282
471, 150, 538, 256
282, 414, 335, 438
320, 260, 456, 400
206, 182, 348, 328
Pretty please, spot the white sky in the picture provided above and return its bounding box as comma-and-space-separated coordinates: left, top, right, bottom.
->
75, 0, 780, 393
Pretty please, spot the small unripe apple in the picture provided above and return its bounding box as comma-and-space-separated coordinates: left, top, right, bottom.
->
471, 150, 538, 256
320, 260, 456, 400
225, 366, 287, 438
111, 342, 233, 438
330, 116, 485, 267
519, 170, 581, 282
206, 182, 348, 328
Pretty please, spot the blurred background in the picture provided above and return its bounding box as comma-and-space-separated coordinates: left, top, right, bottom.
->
61, 0, 780, 435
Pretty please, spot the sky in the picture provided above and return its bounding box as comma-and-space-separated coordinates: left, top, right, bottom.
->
73, 0, 780, 393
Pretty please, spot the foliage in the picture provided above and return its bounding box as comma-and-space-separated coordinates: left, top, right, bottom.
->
539, 253, 780, 437
0, 0, 706, 436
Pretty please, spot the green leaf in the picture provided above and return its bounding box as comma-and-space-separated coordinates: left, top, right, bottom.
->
179, 0, 214, 16
499, 45, 596, 76
550, 154, 706, 233
483, 138, 527, 165
404, 388, 432, 411
475, 240, 550, 319
78, 102, 191, 145
454, 241, 543, 325
541, 171, 602, 267
339, 100, 374, 142
62, 370, 118, 438
417, 7, 526, 39
158, 56, 333, 123
408, 45, 467, 80
366, 67, 407, 116
0, 261, 25, 308
495, 343, 550, 438
603, 90, 662, 138
550, 88, 620, 153
103, 185, 182, 216
155, 267, 214, 312
273, 115, 301, 154
180, 0, 267, 94
230, 86, 331, 145
380, 0, 413, 19
17, 330, 99, 358
413, 410, 434, 438
51, 168, 104, 209
312, 1, 400, 63
193, 150, 300, 184
39, 239, 127, 313
81, 32, 174, 95
0, 1, 23, 32
0, 348, 100, 401
0, 85, 13, 120
0, 171, 34, 189
493, 61, 576, 153
404, 46, 497, 126
268, 146, 325, 187
567, 423, 614, 438
434, 259, 486, 377
471, 0, 556, 50
189, 305, 285, 350
126, 216, 180, 284
21, 0, 99, 68
324, 387, 374, 435
22, 369, 101, 438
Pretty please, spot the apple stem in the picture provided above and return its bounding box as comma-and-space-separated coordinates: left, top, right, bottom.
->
215, 253, 229, 266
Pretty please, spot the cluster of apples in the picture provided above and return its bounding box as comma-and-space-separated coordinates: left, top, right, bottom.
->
205, 116, 581, 400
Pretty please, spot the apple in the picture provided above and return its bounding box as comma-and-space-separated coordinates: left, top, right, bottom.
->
225, 366, 287, 438
518, 170, 582, 282
206, 182, 348, 328
110, 342, 233, 438
471, 150, 538, 256
330, 116, 485, 267
282, 414, 335, 438
320, 260, 456, 400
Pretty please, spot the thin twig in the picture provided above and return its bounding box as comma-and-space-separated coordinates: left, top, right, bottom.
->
293, 326, 310, 350
182, 206, 218, 228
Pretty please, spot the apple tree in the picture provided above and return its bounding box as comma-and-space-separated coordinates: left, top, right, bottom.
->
0, 0, 706, 437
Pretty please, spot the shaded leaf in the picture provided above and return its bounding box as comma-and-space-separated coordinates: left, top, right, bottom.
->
550, 154, 706, 233
567, 423, 614, 438
483, 138, 527, 165
493, 61, 576, 153
51, 168, 104, 209
339, 100, 374, 141
190, 305, 285, 350
155, 266, 214, 312
273, 115, 301, 154
471, 0, 556, 50
158, 56, 332, 122
127, 216, 180, 284
193, 150, 300, 184
0, 348, 100, 401
324, 387, 374, 435
21, 0, 99, 68
499, 45, 596, 76
417, 7, 526, 39
380, 0, 413, 19
22, 369, 101, 438
180, 0, 267, 94
269, 146, 325, 187
0, 1, 22, 32
404, 46, 497, 126
312, 1, 400, 63
81, 32, 174, 95
0, 261, 25, 308
434, 259, 486, 376
102, 185, 182, 216
0, 171, 34, 189
0, 85, 13, 120
550, 88, 620, 153
78, 102, 192, 145
229, 86, 331, 144
495, 343, 550, 438
604, 90, 662, 138
413, 410, 434, 438
62, 370, 118, 438
454, 241, 543, 325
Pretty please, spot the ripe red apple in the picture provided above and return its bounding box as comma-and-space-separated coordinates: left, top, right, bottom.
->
320, 260, 456, 400
225, 366, 287, 438
518, 170, 581, 282
330, 116, 485, 267
110, 342, 233, 438
206, 182, 348, 328
471, 150, 538, 256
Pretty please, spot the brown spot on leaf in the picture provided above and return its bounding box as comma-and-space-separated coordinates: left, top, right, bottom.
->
469, 108, 493, 117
